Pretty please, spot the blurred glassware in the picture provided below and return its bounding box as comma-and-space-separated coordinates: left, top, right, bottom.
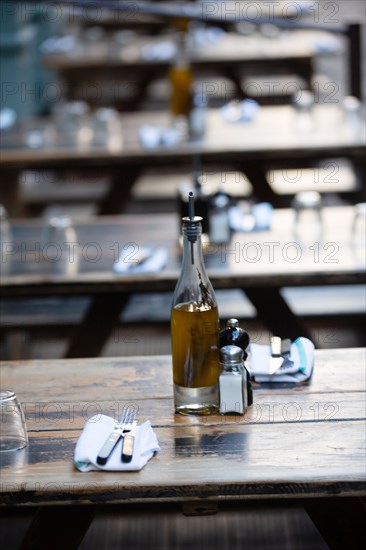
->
189, 86, 207, 140
235, 21, 257, 36
292, 191, 323, 246
93, 108, 123, 150
293, 90, 315, 133
23, 119, 57, 149
83, 26, 107, 56
228, 201, 273, 233
84, 26, 106, 43
0, 391, 28, 452
41, 216, 79, 276
209, 191, 231, 244
55, 101, 93, 147
220, 99, 260, 124
258, 23, 281, 53
259, 23, 281, 40
140, 41, 176, 61
342, 96, 364, 138
169, 25, 193, 140
139, 125, 163, 148
40, 33, 79, 55
109, 30, 136, 58
0, 108, 17, 131
0, 204, 13, 276
351, 203, 366, 249
190, 24, 226, 47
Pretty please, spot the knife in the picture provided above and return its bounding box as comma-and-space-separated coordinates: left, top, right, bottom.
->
269, 336, 284, 375
96, 405, 134, 466
276, 338, 300, 374
122, 419, 137, 463
121, 406, 137, 463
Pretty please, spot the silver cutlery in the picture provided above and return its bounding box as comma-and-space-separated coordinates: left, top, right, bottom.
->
121, 410, 137, 463
96, 405, 137, 466
281, 338, 294, 366
269, 336, 284, 375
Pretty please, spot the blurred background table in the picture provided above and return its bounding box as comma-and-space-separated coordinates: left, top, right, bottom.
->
42, 30, 324, 110
1, 206, 365, 358
1, 104, 365, 217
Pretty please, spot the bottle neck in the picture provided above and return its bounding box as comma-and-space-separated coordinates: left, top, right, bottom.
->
174, 30, 190, 69
182, 222, 204, 268
178, 220, 216, 310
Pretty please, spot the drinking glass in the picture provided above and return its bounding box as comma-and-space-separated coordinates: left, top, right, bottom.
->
41, 217, 79, 275
292, 191, 323, 246
342, 96, 364, 137
55, 101, 93, 147
293, 90, 315, 133
351, 203, 366, 249
0, 391, 28, 452
93, 107, 123, 150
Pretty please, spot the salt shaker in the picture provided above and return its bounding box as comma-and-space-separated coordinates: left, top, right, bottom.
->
219, 345, 249, 415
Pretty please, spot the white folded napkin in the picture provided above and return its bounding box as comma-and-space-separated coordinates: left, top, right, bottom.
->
74, 415, 160, 472
113, 246, 168, 275
249, 337, 314, 383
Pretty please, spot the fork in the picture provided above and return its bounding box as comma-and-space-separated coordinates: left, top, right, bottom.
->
96, 405, 136, 466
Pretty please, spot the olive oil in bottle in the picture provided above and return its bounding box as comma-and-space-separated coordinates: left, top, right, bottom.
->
171, 192, 220, 415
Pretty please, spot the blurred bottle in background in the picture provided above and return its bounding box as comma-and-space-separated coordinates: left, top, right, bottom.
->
169, 18, 193, 139
209, 191, 231, 245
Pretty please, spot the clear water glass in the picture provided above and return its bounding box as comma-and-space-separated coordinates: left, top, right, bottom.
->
41, 216, 79, 275
292, 191, 323, 246
0, 391, 28, 452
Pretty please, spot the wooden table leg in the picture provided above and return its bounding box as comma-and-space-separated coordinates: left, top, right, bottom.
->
238, 164, 289, 208
65, 293, 130, 358
244, 287, 311, 341
97, 167, 141, 215
304, 497, 366, 550
19, 505, 96, 550
0, 169, 26, 217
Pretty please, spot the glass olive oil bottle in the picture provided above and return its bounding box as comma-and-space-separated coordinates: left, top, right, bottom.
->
171, 193, 220, 415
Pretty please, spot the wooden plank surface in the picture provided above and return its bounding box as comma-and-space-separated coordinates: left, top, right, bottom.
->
42, 31, 319, 69
2, 206, 364, 352
1, 104, 364, 216
1, 207, 365, 295
1, 106, 365, 169
1, 349, 365, 505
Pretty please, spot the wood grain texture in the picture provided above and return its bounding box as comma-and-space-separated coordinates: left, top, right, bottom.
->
1, 106, 365, 170
1, 349, 365, 506
1, 207, 365, 295
42, 32, 319, 70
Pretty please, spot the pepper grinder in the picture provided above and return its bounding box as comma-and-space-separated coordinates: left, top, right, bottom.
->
219, 318, 250, 360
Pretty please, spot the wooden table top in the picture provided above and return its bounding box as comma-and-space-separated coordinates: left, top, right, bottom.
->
74, 0, 314, 31
0, 348, 365, 506
1, 206, 365, 297
42, 29, 328, 70
1, 105, 365, 169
